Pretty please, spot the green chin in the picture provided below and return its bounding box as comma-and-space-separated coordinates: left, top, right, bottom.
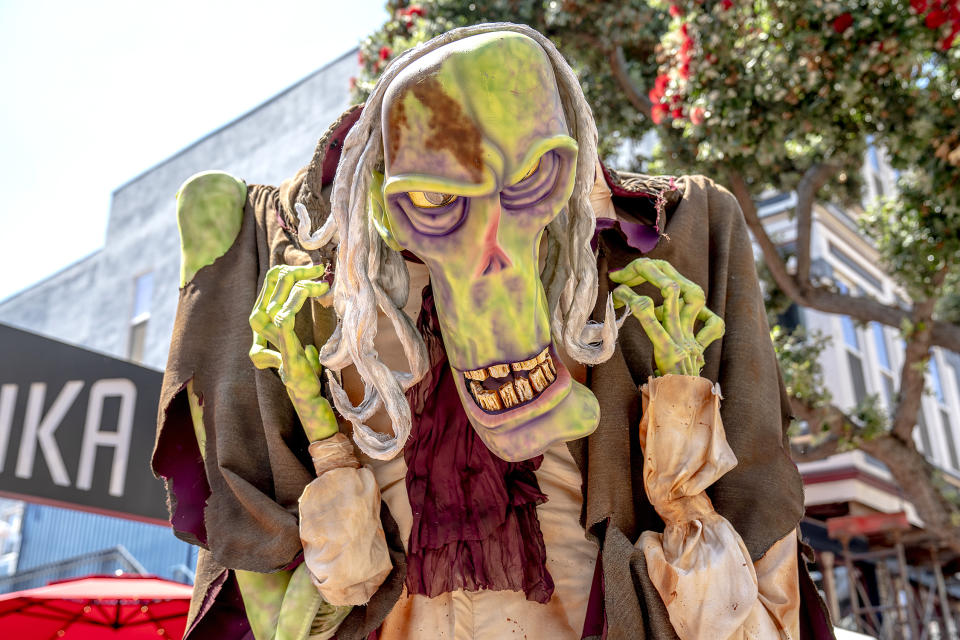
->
452, 349, 600, 462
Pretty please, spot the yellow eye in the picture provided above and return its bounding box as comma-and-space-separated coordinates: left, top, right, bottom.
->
408, 191, 457, 208
517, 157, 541, 183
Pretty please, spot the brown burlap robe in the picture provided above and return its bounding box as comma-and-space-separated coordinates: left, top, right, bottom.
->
154, 154, 832, 637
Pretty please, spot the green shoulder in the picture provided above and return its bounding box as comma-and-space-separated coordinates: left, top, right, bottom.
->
176, 171, 247, 287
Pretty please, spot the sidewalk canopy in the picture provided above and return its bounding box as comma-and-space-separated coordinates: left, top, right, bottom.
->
0, 574, 192, 638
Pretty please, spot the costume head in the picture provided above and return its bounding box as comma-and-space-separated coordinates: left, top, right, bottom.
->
307, 23, 618, 461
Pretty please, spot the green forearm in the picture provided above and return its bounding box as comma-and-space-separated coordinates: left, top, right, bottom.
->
248, 264, 340, 443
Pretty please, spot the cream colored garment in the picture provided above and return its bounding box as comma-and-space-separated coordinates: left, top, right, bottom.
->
636, 375, 800, 640
367, 442, 598, 640
589, 157, 617, 222
299, 434, 393, 607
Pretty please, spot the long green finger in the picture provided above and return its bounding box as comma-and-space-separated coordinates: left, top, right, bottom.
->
250, 342, 283, 370
641, 259, 682, 290
275, 280, 329, 330
679, 290, 705, 338
651, 259, 700, 293
254, 264, 285, 319
249, 266, 285, 343
661, 282, 684, 344
695, 313, 725, 350
267, 264, 327, 317
648, 260, 705, 337
614, 285, 679, 369
304, 345, 322, 377
609, 257, 670, 289
249, 309, 280, 345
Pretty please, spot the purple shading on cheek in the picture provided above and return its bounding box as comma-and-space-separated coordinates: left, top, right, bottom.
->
500, 151, 562, 210
390, 193, 468, 237
591, 217, 661, 253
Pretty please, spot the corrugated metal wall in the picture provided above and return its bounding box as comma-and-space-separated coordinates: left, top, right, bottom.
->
17, 504, 196, 581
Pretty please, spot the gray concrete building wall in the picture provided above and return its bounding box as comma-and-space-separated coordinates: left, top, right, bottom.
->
0, 49, 358, 587
0, 49, 358, 370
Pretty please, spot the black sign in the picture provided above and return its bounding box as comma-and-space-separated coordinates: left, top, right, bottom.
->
0, 323, 168, 523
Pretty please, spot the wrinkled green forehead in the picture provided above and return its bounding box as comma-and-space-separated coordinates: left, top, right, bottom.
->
381, 32, 569, 185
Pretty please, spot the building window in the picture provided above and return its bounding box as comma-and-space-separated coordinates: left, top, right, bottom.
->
917, 409, 933, 455
942, 409, 959, 470
836, 282, 867, 406
929, 355, 958, 470
929, 357, 945, 404
128, 272, 153, 363
872, 323, 896, 410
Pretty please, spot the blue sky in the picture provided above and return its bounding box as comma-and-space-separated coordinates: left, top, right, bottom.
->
0, 0, 389, 301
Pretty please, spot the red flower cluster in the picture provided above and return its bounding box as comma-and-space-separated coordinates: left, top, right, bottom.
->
678, 23, 693, 79
832, 12, 854, 34
400, 5, 425, 18
649, 74, 670, 101
649, 15, 699, 125
909, 0, 959, 49
379, 45, 392, 61
833, 1, 958, 49
396, 4, 426, 33
651, 103, 670, 124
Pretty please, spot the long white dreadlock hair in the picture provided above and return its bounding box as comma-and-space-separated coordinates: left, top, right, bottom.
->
298, 22, 619, 460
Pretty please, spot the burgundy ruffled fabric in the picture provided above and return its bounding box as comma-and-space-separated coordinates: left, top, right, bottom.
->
403, 286, 555, 604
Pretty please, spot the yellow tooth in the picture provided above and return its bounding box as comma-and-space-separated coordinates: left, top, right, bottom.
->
529, 368, 548, 393
465, 368, 488, 381
511, 356, 540, 372
540, 362, 556, 383
499, 382, 519, 408
488, 364, 510, 378
469, 381, 484, 401
514, 376, 534, 402
478, 389, 502, 411
544, 354, 556, 376
535, 348, 549, 365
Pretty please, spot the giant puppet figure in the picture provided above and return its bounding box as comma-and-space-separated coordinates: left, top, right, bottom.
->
154, 23, 833, 640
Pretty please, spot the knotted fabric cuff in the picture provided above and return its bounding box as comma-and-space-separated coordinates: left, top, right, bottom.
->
299, 434, 392, 607
308, 432, 360, 477
636, 375, 800, 639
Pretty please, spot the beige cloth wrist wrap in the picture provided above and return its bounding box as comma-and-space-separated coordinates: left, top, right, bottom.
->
636, 375, 800, 640
298, 433, 393, 607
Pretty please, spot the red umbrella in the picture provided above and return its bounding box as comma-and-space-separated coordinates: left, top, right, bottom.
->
0, 574, 192, 638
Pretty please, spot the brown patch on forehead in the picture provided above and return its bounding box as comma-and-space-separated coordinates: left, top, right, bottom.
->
386, 94, 407, 162
394, 75, 484, 182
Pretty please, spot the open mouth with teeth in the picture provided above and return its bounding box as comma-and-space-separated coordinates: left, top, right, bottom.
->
462, 347, 558, 413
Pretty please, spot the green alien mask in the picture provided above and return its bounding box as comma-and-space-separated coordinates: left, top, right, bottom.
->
369, 31, 601, 462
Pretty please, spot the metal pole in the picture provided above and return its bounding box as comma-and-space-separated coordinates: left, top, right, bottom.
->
821, 551, 842, 623
896, 533, 920, 639
843, 537, 862, 632
877, 561, 895, 640
931, 547, 957, 640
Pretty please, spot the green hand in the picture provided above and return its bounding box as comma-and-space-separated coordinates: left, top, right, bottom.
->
248, 263, 338, 441
610, 258, 725, 377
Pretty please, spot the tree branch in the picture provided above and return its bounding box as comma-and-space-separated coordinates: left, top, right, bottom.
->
789, 396, 960, 543
608, 45, 652, 118
729, 171, 960, 353
791, 436, 844, 463
890, 265, 949, 442
790, 399, 852, 462
728, 171, 806, 302
795, 164, 839, 291
859, 435, 960, 546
